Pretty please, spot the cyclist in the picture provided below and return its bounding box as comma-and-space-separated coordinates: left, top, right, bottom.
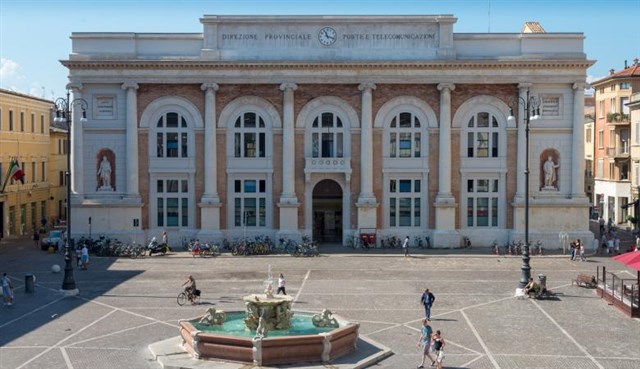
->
182, 275, 197, 304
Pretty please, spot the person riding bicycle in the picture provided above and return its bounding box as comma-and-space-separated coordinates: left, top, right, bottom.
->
183, 275, 197, 303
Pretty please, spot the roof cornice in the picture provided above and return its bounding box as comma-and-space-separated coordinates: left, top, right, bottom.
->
60, 59, 595, 70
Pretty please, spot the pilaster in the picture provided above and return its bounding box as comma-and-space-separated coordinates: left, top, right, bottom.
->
277, 82, 300, 238
199, 82, 222, 237
434, 83, 456, 240
122, 81, 140, 198
356, 82, 378, 229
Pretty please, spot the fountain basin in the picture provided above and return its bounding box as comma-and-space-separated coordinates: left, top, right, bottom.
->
179, 311, 359, 366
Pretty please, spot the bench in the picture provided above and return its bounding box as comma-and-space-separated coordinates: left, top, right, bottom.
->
573, 274, 596, 288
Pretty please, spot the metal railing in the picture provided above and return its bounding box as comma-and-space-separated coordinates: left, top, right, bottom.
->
596, 266, 639, 317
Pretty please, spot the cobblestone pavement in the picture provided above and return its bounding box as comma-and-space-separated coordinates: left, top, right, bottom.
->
1, 235, 639, 369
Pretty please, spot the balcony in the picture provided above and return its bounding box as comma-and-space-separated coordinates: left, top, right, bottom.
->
606, 143, 630, 159
304, 156, 352, 182
606, 113, 630, 125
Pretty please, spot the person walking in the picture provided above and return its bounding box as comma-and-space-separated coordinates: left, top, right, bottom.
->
416, 318, 435, 368
403, 236, 410, 257
162, 231, 168, 251
432, 330, 446, 369
32, 229, 40, 248
2, 273, 14, 306
579, 240, 586, 261
80, 244, 89, 270
277, 273, 286, 295
420, 288, 436, 320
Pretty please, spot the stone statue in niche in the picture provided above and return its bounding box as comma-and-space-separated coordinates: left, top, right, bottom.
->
542, 156, 559, 190
97, 156, 113, 191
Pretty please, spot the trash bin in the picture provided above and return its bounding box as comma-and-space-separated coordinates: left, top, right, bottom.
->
25, 273, 35, 293
537, 274, 547, 290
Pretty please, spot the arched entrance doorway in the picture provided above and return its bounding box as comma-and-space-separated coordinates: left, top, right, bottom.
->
312, 180, 343, 243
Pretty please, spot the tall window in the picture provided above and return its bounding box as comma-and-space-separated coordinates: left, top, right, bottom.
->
598, 130, 604, 148
234, 179, 266, 227
40, 201, 47, 225
31, 162, 36, 182
466, 179, 499, 227
156, 112, 188, 158
598, 101, 605, 118
597, 159, 604, 178
586, 128, 592, 143
40, 114, 45, 133
311, 112, 343, 158
387, 112, 421, 158
389, 179, 421, 227
20, 112, 24, 131
234, 112, 266, 158
467, 112, 499, 158
9, 110, 13, 131
156, 179, 189, 227
41, 162, 46, 182
30, 113, 35, 132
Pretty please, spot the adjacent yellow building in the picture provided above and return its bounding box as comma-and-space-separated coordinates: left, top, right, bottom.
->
0, 88, 66, 238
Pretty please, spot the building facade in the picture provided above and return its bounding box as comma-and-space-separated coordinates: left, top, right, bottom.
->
592, 59, 640, 225
0, 89, 58, 238
61, 15, 593, 247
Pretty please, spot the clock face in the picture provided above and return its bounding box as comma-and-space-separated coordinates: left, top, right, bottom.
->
318, 27, 337, 46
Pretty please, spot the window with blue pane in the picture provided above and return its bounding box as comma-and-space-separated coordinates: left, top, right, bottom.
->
234, 179, 267, 227
388, 178, 421, 227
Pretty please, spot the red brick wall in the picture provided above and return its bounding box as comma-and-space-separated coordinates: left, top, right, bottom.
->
135, 82, 520, 232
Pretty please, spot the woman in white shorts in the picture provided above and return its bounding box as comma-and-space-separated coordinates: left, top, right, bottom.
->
432, 330, 445, 369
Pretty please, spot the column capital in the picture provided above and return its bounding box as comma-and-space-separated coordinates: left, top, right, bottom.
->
121, 81, 139, 91
66, 82, 83, 92
358, 82, 376, 92
517, 82, 532, 90
279, 82, 298, 91
572, 82, 586, 91
437, 83, 455, 92
201, 82, 220, 92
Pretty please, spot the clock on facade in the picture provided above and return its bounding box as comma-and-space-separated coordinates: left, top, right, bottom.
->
318, 27, 337, 46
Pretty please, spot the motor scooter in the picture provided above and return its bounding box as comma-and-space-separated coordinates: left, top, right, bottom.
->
147, 237, 169, 256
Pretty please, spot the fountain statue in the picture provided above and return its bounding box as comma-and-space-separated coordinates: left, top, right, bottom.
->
244, 264, 294, 330
312, 309, 339, 328
198, 307, 226, 326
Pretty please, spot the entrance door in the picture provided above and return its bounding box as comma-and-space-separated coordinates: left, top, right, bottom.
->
312, 180, 342, 243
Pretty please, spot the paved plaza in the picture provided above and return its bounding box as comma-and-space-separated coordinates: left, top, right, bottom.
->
1, 236, 639, 369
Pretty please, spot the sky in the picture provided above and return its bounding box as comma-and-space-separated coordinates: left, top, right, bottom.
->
1, 0, 639, 100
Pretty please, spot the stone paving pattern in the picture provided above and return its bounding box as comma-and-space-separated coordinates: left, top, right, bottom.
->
1, 224, 639, 369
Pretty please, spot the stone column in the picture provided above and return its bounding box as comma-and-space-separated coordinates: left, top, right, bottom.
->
277, 83, 300, 239
433, 83, 457, 247
515, 83, 531, 199
280, 83, 298, 201
356, 82, 378, 230
572, 82, 586, 197
122, 82, 139, 196
199, 83, 223, 237
68, 82, 83, 195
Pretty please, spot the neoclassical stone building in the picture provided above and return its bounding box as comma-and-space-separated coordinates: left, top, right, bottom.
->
61, 15, 593, 247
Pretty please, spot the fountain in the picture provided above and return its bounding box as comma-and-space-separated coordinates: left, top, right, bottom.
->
174, 265, 360, 366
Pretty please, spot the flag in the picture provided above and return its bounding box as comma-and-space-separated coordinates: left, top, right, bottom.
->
8, 160, 25, 184
1, 159, 24, 193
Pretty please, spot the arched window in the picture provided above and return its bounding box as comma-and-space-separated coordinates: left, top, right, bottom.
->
156, 112, 188, 158
234, 112, 266, 158
311, 112, 343, 158
466, 112, 499, 158
388, 112, 421, 158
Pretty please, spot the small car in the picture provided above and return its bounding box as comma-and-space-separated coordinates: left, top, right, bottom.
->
41, 230, 64, 251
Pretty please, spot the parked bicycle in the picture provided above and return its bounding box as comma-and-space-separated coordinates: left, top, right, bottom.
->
491, 240, 500, 255
460, 236, 472, 249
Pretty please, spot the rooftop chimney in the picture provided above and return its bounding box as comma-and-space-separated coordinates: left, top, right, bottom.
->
625, 60, 628, 68
610, 68, 615, 75
634, 58, 639, 66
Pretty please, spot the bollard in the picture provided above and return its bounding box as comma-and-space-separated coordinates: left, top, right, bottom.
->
25, 273, 35, 293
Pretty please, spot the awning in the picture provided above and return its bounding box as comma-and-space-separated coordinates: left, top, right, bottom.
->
613, 251, 640, 271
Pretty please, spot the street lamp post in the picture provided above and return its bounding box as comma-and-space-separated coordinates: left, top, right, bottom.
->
54, 91, 87, 295
508, 89, 540, 289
